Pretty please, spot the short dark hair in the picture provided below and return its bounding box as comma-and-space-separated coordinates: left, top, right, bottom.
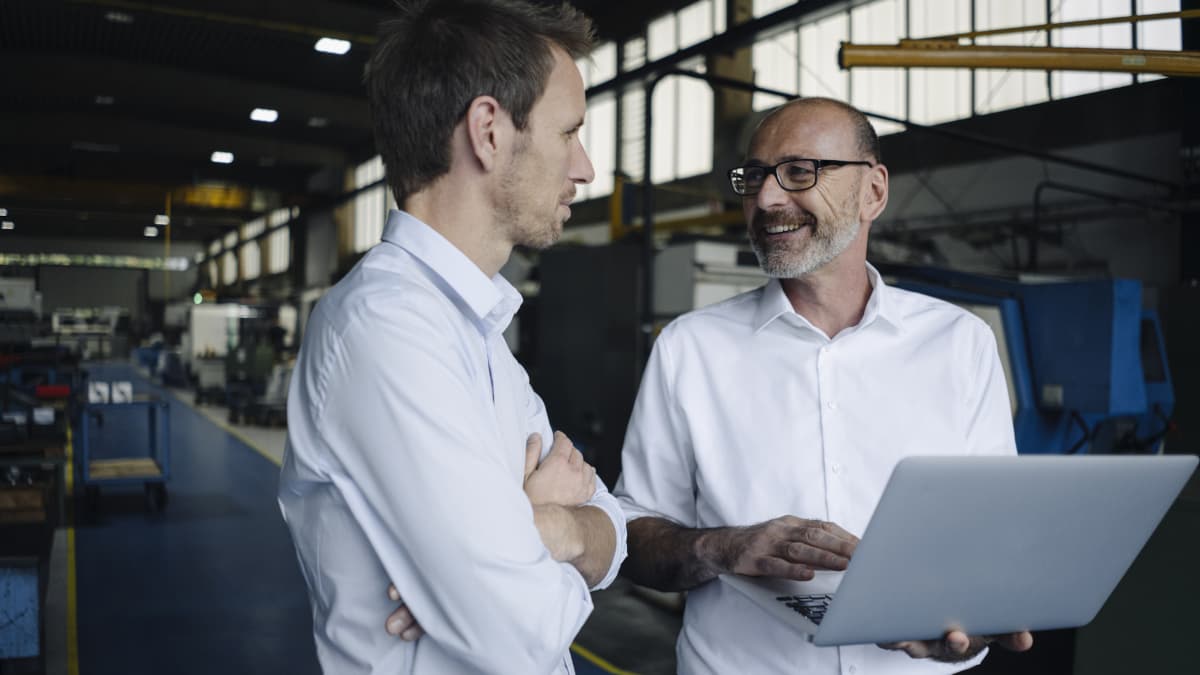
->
366, 0, 595, 207
763, 97, 882, 164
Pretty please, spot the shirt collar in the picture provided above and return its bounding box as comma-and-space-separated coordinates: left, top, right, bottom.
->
752, 262, 900, 335
380, 209, 522, 336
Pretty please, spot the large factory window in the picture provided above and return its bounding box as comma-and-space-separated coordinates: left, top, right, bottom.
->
267, 227, 290, 275
240, 217, 265, 281
850, 0, 906, 135
752, 28, 797, 110
908, 0, 972, 125
353, 156, 386, 253
1052, 0, 1134, 98
643, 1, 715, 184
799, 12, 849, 102
222, 250, 238, 286
973, 0, 1049, 114
576, 42, 617, 201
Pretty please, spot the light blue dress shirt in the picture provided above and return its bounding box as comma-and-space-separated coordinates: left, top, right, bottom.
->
280, 210, 626, 675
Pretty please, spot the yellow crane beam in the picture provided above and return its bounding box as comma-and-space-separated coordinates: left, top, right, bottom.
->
839, 42, 1200, 77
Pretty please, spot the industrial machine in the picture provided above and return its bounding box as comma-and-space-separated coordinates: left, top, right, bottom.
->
880, 264, 1174, 455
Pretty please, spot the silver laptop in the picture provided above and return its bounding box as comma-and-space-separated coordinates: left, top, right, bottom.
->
722, 454, 1197, 646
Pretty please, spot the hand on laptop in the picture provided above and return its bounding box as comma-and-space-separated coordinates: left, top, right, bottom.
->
880, 629, 1033, 662
385, 584, 425, 641
702, 515, 858, 580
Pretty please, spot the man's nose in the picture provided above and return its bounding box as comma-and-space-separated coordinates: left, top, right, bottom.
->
754, 171, 790, 210
570, 138, 595, 185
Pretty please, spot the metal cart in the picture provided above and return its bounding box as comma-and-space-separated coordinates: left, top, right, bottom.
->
77, 396, 171, 512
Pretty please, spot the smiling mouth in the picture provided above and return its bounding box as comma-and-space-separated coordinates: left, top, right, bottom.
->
763, 222, 808, 235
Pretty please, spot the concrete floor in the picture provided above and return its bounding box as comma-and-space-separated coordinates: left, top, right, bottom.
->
30, 362, 682, 675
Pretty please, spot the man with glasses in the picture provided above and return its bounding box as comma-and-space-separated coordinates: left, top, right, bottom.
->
613, 97, 1032, 674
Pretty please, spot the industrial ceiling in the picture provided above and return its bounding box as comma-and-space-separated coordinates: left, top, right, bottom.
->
0, 0, 698, 244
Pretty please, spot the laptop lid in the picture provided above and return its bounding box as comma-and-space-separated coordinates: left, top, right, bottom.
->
721, 455, 1196, 647
812, 454, 1196, 646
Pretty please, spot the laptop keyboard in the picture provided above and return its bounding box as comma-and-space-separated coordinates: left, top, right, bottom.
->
774, 594, 833, 625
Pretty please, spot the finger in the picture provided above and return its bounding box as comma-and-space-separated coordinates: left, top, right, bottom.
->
550, 430, 573, 459
569, 447, 584, 467
524, 434, 541, 479
818, 520, 861, 546
748, 555, 816, 581
387, 584, 400, 602
386, 606, 415, 636
401, 625, 425, 641
781, 541, 851, 570
943, 630, 971, 655
994, 631, 1034, 652
784, 526, 857, 559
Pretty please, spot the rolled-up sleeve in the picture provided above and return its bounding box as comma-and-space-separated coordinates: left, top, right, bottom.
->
613, 328, 699, 527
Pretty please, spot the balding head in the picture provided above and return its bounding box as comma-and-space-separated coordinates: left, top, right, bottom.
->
753, 97, 881, 165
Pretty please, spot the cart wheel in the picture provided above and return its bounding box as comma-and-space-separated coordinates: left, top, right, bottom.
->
145, 483, 168, 512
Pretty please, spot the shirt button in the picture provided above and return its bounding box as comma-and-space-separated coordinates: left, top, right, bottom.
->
831, 463, 842, 474
848, 667, 857, 675
827, 400, 838, 410
820, 346, 830, 354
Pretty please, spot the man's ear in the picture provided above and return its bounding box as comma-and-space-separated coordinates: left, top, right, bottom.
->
464, 95, 509, 173
860, 163, 889, 222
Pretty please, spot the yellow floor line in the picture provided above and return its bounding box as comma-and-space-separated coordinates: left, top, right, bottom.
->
65, 425, 80, 675
570, 643, 639, 675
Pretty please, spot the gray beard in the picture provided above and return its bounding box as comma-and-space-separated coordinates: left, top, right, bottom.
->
751, 214, 861, 278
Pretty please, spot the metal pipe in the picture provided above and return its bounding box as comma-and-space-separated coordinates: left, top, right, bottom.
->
1030, 180, 1185, 270
839, 43, 1200, 77
640, 73, 666, 367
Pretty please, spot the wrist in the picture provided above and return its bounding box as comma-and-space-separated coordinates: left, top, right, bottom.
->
692, 527, 728, 577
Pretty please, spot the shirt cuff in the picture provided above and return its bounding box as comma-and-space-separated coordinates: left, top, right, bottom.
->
582, 489, 628, 591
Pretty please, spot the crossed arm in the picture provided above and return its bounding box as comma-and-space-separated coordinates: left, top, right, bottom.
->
385, 430, 616, 640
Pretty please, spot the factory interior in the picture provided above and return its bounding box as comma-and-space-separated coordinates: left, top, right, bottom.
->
1, 0, 1197, 673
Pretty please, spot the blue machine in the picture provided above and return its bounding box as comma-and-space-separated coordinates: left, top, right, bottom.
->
880, 265, 1174, 455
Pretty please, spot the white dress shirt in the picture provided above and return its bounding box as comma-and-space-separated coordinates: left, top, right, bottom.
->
615, 264, 1016, 675
279, 210, 627, 675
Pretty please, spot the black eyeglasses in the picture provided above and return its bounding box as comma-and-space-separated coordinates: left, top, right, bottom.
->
728, 158, 875, 196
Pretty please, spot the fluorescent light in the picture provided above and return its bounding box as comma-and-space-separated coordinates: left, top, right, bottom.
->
105, 11, 134, 24
154, 214, 170, 226
307, 116, 328, 128
210, 151, 234, 164
1, 221, 14, 231
250, 107, 278, 123
0, 208, 6, 217
144, 226, 158, 237
314, 37, 351, 55
95, 95, 115, 105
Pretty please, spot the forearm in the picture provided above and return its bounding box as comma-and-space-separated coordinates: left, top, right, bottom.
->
532, 504, 617, 587
566, 505, 616, 587
622, 517, 729, 592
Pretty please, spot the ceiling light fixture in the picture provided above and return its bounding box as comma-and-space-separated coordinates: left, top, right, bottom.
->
2, 221, 15, 231
307, 116, 328, 128
95, 95, 115, 105
314, 37, 351, 55
250, 107, 278, 123
154, 214, 170, 226
210, 151, 234, 164
0, 208, 7, 217
105, 11, 134, 24
144, 226, 158, 237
